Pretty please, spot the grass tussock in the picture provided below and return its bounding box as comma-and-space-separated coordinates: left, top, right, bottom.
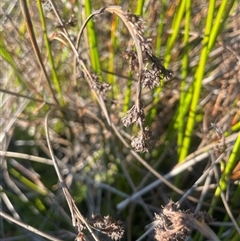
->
0, 0, 240, 241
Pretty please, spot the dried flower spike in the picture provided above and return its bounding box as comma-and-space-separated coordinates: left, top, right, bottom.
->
142, 68, 161, 89
131, 127, 151, 153
153, 201, 216, 241
90, 74, 111, 98
121, 104, 145, 127
122, 50, 139, 72
88, 214, 124, 241
75, 232, 86, 241
41, 0, 53, 13
125, 11, 144, 35
210, 123, 227, 156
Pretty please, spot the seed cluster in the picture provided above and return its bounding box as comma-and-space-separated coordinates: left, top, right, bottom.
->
120, 11, 173, 152
131, 126, 152, 153
121, 104, 145, 127
124, 11, 173, 87
90, 73, 111, 98
154, 201, 214, 241
210, 123, 227, 156
88, 214, 124, 241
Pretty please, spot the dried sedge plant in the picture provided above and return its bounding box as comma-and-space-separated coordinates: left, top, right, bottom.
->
87, 214, 124, 241
13, 1, 238, 241
74, 5, 173, 153
119, 10, 173, 153
20, 1, 175, 240
44, 109, 124, 241
210, 123, 227, 157
18, 1, 125, 241
27, 0, 173, 240
152, 201, 218, 241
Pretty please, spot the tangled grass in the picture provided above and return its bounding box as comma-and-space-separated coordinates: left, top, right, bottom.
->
0, 0, 240, 240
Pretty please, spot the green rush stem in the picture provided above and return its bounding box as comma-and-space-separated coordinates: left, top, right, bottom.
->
20, 0, 59, 106
155, 0, 166, 56
108, 14, 119, 96
84, 0, 101, 74
229, 201, 240, 240
231, 121, 240, 132
37, 0, 65, 106
219, 202, 240, 241
179, 0, 216, 162
207, 0, 236, 51
9, 168, 48, 196
179, 0, 235, 162
210, 133, 240, 214
177, 0, 191, 155
149, 0, 186, 123
164, 0, 186, 67
135, 0, 145, 15
0, 38, 25, 86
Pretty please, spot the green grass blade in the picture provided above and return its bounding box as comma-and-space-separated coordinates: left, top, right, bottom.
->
210, 133, 240, 213
0, 38, 25, 86
84, 0, 101, 74
179, 0, 216, 162
179, 0, 236, 162
37, 1, 65, 106
231, 121, 240, 132
155, 0, 167, 56
208, 0, 236, 51
149, 0, 186, 124
9, 168, 48, 196
177, 0, 191, 154
135, 0, 144, 15
164, 0, 186, 67
220, 182, 240, 240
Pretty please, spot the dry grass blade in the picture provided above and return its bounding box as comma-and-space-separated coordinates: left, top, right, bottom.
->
19, 0, 59, 105
0, 210, 63, 241
44, 110, 100, 241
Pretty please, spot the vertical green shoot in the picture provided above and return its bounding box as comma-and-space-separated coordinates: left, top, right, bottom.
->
179, 0, 216, 162
149, 0, 186, 123
84, 0, 101, 74
108, 15, 119, 96
210, 133, 240, 214
155, 0, 167, 56
177, 0, 191, 154
135, 0, 145, 15
37, 0, 65, 106
164, 0, 186, 67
